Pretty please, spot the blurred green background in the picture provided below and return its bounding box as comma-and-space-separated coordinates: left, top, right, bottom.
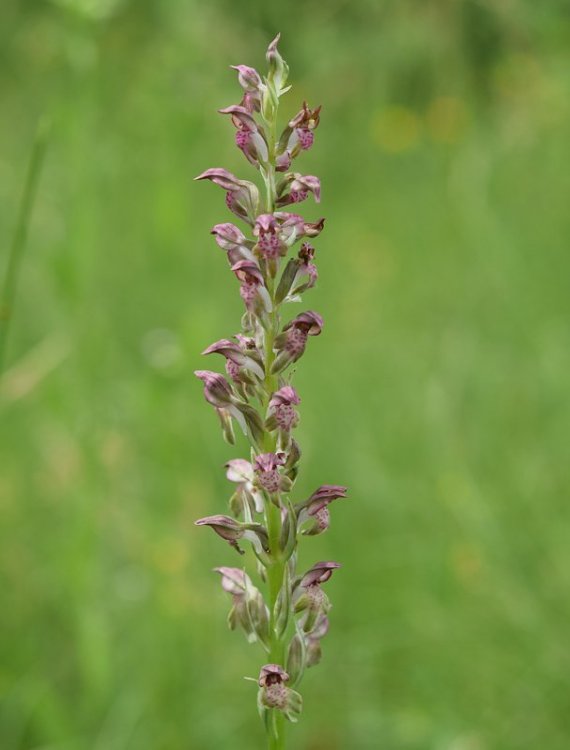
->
1, 1, 569, 748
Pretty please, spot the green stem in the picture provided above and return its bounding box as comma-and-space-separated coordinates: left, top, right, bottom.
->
0, 118, 49, 378
261, 90, 287, 750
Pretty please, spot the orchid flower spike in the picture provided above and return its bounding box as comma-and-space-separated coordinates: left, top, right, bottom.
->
193, 35, 348, 746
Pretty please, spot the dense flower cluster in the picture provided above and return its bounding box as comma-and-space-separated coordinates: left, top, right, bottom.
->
194, 35, 347, 748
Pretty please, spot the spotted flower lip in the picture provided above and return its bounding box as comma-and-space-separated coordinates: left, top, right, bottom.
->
271, 311, 324, 373
277, 101, 322, 161
219, 106, 269, 167
254, 452, 289, 494
300, 561, 342, 587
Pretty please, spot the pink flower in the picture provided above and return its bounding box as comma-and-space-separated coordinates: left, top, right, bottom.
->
276, 174, 321, 206
194, 514, 269, 554
210, 223, 255, 265
297, 485, 348, 535
254, 452, 288, 493
202, 337, 264, 382
214, 567, 269, 646
253, 213, 287, 260
231, 260, 272, 314
277, 101, 322, 162
195, 168, 260, 224
272, 311, 324, 372
267, 385, 301, 433
218, 105, 269, 167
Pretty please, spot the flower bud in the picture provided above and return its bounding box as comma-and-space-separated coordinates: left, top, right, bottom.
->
231, 64, 262, 93
266, 33, 289, 94
194, 370, 233, 408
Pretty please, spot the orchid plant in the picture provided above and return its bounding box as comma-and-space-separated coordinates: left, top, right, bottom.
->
194, 35, 347, 749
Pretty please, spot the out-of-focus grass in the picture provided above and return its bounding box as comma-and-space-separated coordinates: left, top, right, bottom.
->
1, 1, 569, 748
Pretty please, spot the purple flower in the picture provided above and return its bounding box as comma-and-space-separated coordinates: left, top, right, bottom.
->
275, 213, 325, 243
195, 168, 260, 224
267, 385, 301, 433
202, 338, 264, 382
258, 663, 303, 720
214, 567, 270, 646
271, 311, 324, 372
300, 560, 341, 587
297, 485, 348, 535
225, 458, 263, 513
254, 451, 288, 493
195, 514, 269, 554
194, 369, 233, 408
194, 370, 264, 446
230, 64, 262, 103
215, 566, 250, 596
293, 562, 341, 632
253, 213, 287, 260
276, 242, 319, 304
218, 105, 269, 167
231, 260, 272, 314
258, 663, 289, 688
210, 223, 255, 265
278, 101, 322, 161
276, 174, 321, 207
